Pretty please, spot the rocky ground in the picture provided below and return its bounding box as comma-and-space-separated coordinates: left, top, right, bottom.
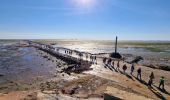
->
121, 54, 170, 71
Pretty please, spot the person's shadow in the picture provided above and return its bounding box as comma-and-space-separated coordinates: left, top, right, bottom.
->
133, 76, 168, 100
119, 70, 134, 81
133, 77, 148, 86
153, 85, 170, 96
148, 86, 166, 100
104, 64, 118, 72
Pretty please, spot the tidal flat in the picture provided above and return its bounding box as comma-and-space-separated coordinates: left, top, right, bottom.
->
0, 40, 170, 100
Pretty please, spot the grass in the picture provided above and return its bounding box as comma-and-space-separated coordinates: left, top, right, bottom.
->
145, 47, 164, 52
33, 40, 170, 47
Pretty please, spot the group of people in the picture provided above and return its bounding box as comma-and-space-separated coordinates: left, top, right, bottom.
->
74, 52, 97, 64
90, 55, 97, 64
61, 48, 166, 90
103, 57, 166, 90
64, 49, 97, 64
64, 49, 73, 55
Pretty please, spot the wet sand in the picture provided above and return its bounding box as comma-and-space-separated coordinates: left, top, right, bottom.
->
0, 45, 69, 93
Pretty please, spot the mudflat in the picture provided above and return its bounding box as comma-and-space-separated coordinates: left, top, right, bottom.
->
0, 40, 170, 100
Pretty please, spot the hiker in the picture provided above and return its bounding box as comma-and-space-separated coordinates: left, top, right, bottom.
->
137, 67, 142, 80
112, 60, 115, 68
159, 76, 165, 90
130, 63, 135, 75
67, 50, 69, 54
116, 61, 120, 70
103, 57, 107, 65
86, 53, 88, 61
122, 64, 127, 73
79, 53, 82, 60
90, 55, 93, 62
80, 53, 83, 60
94, 56, 97, 64
91, 55, 93, 63
107, 58, 112, 66
70, 50, 72, 55
90, 55, 95, 64
148, 72, 155, 86
66, 49, 68, 54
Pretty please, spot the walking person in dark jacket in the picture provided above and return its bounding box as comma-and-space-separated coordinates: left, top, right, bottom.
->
90, 55, 92, 62
122, 64, 127, 74
112, 60, 115, 69
103, 57, 107, 65
137, 67, 142, 80
148, 72, 155, 87
107, 58, 112, 66
86, 53, 88, 61
94, 56, 97, 64
130, 63, 135, 75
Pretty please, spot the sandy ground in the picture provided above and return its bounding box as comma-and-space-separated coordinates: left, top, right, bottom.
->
95, 54, 170, 87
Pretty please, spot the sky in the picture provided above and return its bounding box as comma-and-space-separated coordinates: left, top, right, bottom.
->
0, 0, 170, 40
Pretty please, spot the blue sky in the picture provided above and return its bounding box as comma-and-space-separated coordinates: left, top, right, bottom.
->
0, 0, 170, 40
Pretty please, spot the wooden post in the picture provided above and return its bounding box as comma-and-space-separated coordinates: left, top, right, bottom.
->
115, 36, 118, 53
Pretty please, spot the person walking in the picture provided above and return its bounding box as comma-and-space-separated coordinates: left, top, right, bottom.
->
90, 55, 94, 64
90, 55, 92, 62
107, 58, 112, 66
148, 72, 155, 87
122, 64, 127, 74
80, 53, 83, 60
159, 76, 165, 90
137, 67, 142, 80
103, 57, 107, 65
86, 53, 88, 61
130, 63, 135, 75
116, 61, 120, 70
112, 60, 115, 69
79, 53, 82, 60
94, 56, 97, 64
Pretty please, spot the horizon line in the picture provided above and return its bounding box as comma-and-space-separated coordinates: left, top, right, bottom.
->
0, 38, 170, 41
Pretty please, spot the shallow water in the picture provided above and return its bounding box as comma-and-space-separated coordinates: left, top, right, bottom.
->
51, 40, 170, 58
0, 42, 57, 87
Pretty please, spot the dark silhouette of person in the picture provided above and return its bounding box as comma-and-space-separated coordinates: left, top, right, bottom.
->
159, 76, 165, 90
79, 53, 82, 60
137, 67, 142, 80
103, 57, 107, 65
86, 54, 88, 61
90, 55, 93, 62
112, 60, 114, 68
80, 53, 83, 59
148, 72, 155, 87
122, 64, 127, 73
116, 61, 120, 70
107, 58, 112, 66
94, 56, 97, 64
130, 63, 135, 75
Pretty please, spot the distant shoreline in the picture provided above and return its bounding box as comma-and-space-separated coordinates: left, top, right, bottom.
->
0, 39, 170, 42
